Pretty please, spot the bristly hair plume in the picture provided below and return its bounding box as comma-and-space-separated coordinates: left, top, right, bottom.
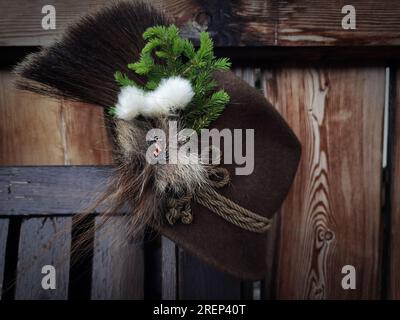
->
13, 2, 208, 239
14, 2, 169, 235
15, 1, 168, 108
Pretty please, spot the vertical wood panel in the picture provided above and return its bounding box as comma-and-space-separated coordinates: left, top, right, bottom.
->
0, 71, 64, 165
0, 219, 9, 298
161, 236, 177, 300
15, 217, 71, 300
0, 71, 113, 165
91, 216, 144, 299
390, 67, 400, 299
268, 68, 385, 299
178, 249, 241, 300
61, 101, 113, 165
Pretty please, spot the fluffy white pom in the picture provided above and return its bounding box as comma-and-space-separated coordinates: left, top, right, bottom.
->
115, 76, 194, 120
148, 76, 194, 114
115, 86, 147, 120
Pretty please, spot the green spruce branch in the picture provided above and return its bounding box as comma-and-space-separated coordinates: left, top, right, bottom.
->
113, 24, 231, 132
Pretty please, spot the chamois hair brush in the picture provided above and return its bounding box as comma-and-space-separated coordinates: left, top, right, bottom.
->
15, 2, 178, 238
15, 1, 207, 239
15, 2, 167, 108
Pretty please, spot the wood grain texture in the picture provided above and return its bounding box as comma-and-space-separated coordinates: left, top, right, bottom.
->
0, 219, 9, 299
390, 67, 400, 299
261, 70, 299, 299
1, 0, 400, 47
0, 0, 107, 46
15, 217, 71, 300
0, 0, 275, 47
161, 236, 177, 300
266, 68, 385, 299
278, 0, 400, 46
61, 101, 113, 165
0, 166, 111, 215
164, 0, 277, 46
0, 71, 113, 166
0, 71, 64, 165
91, 216, 144, 299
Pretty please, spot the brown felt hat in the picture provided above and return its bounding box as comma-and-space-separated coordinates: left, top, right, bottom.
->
14, 2, 301, 280
158, 70, 301, 280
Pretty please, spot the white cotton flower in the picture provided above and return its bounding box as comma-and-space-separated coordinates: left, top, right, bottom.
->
115, 86, 147, 120
115, 76, 194, 120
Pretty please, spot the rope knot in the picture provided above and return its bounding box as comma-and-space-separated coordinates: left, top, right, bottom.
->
207, 166, 230, 188
166, 191, 193, 225
165, 166, 272, 233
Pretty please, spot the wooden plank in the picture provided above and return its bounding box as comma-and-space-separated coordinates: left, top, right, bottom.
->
0, 70, 113, 166
178, 249, 241, 300
269, 68, 385, 299
390, 67, 400, 299
153, 0, 276, 47
1, 0, 400, 47
161, 236, 177, 300
143, 231, 162, 299
0, 166, 112, 215
61, 101, 113, 165
91, 216, 144, 299
15, 217, 71, 299
234, 67, 257, 86
0, 71, 65, 165
278, 0, 400, 46
0, 219, 9, 298
0, 0, 276, 47
0, 0, 106, 46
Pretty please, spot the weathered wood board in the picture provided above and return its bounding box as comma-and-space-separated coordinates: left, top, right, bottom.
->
277, 0, 400, 46
0, 71, 64, 165
0, 219, 9, 299
15, 217, 71, 299
91, 216, 144, 299
161, 236, 177, 300
263, 68, 385, 299
60, 101, 113, 165
0, 166, 112, 215
0, 71, 113, 166
1, 0, 400, 47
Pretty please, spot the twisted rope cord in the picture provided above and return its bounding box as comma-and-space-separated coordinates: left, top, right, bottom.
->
166, 167, 272, 233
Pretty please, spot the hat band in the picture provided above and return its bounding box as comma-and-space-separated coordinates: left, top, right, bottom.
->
166, 167, 272, 233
